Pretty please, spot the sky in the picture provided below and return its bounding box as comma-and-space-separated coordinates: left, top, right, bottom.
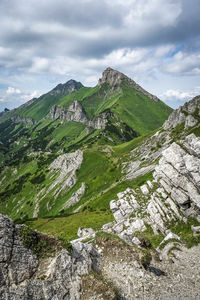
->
0, 0, 200, 112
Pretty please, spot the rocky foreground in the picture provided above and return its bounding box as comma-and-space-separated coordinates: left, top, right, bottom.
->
0, 132, 200, 299
0, 213, 200, 300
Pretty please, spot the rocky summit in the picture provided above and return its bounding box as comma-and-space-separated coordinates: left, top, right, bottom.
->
0, 69, 199, 299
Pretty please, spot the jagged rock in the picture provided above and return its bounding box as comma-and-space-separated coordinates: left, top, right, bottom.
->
11, 115, 35, 125
182, 133, 200, 156
0, 215, 38, 288
140, 184, 149, 195
154, 135, 200, 216
163, 95, 200, 130
49, 101, 109, 130
77, 227, 95, 239
49, 150, 83, 191
159, 243, 177, 261
132, 237, 142, 246
62, 182, 85, 210
32, 150, 83, 218
160, 231, 180, 246
109, 133, 200, 243
0, 214, 101, 300
123, 218, 146, 235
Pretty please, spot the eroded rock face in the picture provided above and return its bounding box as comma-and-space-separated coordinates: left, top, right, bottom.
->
11, 115, 35, 125
0, 214, 38, 289
49, 101, 109, 130
33, 150, 83, 217
163, 95, 200, 130
0, 214, 100, 300
107, 134, 200, 245
154, 134, 200, 215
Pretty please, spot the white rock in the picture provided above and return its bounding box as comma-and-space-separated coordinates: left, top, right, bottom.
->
140, 184, 149, 195
110, 200, 118, 212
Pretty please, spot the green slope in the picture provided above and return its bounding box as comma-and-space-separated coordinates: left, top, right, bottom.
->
111, 84, 172, 135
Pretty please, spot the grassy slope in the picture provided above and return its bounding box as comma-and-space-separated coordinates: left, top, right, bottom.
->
111, 84, 173, 135
26, 211, 114, 242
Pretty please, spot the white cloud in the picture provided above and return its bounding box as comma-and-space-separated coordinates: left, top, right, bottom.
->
6, 87, 21, 94
160, 86, 200, 102
164, 51, 200, 75
0, 98, 5, 102
0, 0, 199, 110
29, 57, 49, 73
124, 0, 181, 27
21, 90, 40, 100
155, 44, 175, 57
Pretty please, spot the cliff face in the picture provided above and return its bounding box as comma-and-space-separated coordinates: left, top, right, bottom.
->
109, 133, 200, 242
0, 214, 102, 300
11, 115, 35, 125
163, 95, 200, 130
49, 100, 109, 130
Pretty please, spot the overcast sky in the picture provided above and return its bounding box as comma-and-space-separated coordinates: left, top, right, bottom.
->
0, 0, 200, 111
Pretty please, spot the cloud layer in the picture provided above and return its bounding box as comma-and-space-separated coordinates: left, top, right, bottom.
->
0, 0, 200, 110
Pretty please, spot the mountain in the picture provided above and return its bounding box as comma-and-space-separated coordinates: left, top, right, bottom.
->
0, 68, 172, 221
0, 94, 199, 300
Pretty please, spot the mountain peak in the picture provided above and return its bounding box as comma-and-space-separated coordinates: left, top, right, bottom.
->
98, 67, 126, 87
49, 79, 83, 96
98, 67, 160, 102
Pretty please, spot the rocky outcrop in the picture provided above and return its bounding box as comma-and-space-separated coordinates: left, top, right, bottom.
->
98, 67, 160, 102
48, 79, 83, 96
1, 207, 200, 300
0, 214, 101, 300
163, 95, 200, 130
62, 182, 85, 210
33, 150, 83, 217
154, 134, 200, 217
49, 101, 109, 130
107, 133, 200, 247
11, 115, 35, 125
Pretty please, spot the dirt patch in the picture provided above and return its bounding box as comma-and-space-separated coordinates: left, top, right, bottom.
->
81, 273, 116, 300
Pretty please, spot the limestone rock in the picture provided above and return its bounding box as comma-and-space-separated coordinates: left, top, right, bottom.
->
62, 182, 85, 210
49, 101, 109, 130
77, 227, 95, 239
140, 184, 149, 195
154, 135, 200, 215
0, 214, 100, 300
163, 95, 200, 130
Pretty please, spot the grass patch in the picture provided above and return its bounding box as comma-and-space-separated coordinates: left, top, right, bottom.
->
169, 218, 200, 248
26, 211, 114, 242
18, 225, 60, 258
134, 224, 164, 248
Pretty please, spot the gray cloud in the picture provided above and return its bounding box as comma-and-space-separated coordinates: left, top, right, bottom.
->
0, 0, 200, 110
